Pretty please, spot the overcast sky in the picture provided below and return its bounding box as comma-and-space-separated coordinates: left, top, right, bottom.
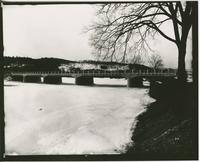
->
3, 4, 192, 69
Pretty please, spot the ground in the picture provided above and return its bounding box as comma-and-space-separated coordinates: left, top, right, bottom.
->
126, 80, 198, 160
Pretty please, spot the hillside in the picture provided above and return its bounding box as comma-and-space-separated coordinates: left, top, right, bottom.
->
4, 56, 151, 72
4, 56, 75, 72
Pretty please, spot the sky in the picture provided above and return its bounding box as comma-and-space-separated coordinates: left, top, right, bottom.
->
3, 3, 192, 69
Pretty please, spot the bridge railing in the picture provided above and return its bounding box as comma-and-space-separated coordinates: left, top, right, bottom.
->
10, 69, 177, 77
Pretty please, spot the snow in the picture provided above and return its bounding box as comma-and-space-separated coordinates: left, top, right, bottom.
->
4, 78, 155, 155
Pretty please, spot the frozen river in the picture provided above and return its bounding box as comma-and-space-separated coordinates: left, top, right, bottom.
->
4, 78, 154, 155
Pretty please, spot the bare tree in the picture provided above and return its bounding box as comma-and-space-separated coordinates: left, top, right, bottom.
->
130, 54, 143, 65
88, 2, 197, 82
148, 54, 163, 69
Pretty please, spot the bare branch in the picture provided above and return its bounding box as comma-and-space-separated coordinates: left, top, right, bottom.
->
87, 2, 193, 64
148, 53, 163, 69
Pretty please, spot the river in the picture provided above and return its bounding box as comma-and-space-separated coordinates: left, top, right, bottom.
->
4, 78, 155, 155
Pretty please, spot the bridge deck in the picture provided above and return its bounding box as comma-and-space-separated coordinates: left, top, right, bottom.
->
10, 71, 177, 78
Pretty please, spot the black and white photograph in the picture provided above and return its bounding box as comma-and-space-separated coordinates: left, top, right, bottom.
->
0, 0, 198, 160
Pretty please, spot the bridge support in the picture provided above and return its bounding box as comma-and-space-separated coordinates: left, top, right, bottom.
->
75, 76, 94, 86
23, 76, 41, 83
11, 75, 24, 82
127, 77, 143, 88
43, 76, 62, 84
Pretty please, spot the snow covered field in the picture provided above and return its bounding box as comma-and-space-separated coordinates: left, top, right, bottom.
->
4, 78, 155, 155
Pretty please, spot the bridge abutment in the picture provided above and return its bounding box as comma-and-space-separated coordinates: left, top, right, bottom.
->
127, 77, 143, 88
43, 76, 62, 84
23, 76, 41, 83
75, 76, 94, 86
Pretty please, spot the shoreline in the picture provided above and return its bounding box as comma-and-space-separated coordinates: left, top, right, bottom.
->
126, 80, 198, 160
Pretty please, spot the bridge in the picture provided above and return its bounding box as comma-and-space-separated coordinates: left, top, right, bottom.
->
9, 70, 177, 87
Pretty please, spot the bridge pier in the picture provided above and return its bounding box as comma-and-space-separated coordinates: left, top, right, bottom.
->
75, 76, 94, 86
43, 76, 62, 84
23, 76, 41, 83
127, 77, 143, 88
11, 75, 24, 82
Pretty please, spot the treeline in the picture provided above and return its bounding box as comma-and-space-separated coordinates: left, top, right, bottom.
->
4, 56, 76, 72
79, 60, 152, 71
4, 56, 152, 72
80, 60, 127, 65
4, 56, 75, 65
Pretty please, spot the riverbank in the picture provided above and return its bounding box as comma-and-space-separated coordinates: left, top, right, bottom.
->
126, 80, 198, 160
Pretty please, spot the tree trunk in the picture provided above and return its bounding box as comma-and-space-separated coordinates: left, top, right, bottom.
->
177, 44, 187, 82
192, 2, 198, 86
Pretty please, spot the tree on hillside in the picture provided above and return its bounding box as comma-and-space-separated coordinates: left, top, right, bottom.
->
88, 2, 197, 82
148, 53, 163, 69
130, 54, 143, 65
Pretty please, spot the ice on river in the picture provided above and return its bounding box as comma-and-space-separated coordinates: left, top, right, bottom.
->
4, 78, 155, 155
